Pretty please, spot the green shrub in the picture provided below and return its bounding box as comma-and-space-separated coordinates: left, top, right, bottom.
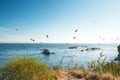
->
0, 57, 53, 80
88, 52, 120, 76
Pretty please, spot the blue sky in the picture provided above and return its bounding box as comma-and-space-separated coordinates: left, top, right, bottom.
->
0, 0, 120, 43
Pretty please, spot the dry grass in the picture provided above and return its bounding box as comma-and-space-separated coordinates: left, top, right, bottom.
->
55, 69, 120, 80
31, 70, 55, 80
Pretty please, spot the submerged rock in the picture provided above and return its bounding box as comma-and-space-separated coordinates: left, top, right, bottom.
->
51, 52, 55, 54
81, 49, 84, 52
68, 46, 78, 49
86, 47, 100, 51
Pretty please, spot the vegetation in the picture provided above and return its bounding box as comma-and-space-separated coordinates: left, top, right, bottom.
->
0, 52, 120, 80
0, 57, 54, 80
55, 69, 118, 80
55, 52, 120, 80
88, 52, 120, 76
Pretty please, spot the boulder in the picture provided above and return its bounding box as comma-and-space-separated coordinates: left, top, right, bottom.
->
42, 49, 55, 55
42, 49, 50, 55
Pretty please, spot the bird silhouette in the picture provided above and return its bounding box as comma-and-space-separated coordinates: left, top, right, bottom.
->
30, 39, 35, 42
46, 35, 49, 38
16, 28, 18, 31
74, 29, 78, 33
73, 37, 76, 39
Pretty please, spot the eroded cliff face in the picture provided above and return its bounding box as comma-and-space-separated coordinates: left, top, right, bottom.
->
115, 45, 120, 61
118, 45, 120, 56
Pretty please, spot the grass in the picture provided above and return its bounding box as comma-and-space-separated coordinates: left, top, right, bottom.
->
55, 69, 118, 80
0, 56, 55, 80
88, 52, 120, 76
0, 52, 120, 80
54, 52, 120, 80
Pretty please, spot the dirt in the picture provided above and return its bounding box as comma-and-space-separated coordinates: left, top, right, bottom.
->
54, 69, 120, 80
55, 69, 86, 80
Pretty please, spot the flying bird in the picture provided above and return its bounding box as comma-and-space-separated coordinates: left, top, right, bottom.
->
46, 35, 49, 38
16, 28, 18, 31
74, 29, 78, 33
73, 37, 76, 39
30, 39, 35, 42
102, 38, 105, 40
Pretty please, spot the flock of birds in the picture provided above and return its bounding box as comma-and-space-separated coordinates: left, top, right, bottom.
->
15, 28, 120, 43
30, 35, 49, 42
15, 28, 79, 42
16, 28, 49, 42
73, 29, 78, 39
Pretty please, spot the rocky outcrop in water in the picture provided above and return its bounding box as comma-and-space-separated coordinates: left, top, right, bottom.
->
85, 47, 100, 51
115, 45, 120, 61
68, 46, 78, 49
42, 49, 55, 56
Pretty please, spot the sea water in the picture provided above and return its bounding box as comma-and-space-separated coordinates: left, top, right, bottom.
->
0, 43, 119, 67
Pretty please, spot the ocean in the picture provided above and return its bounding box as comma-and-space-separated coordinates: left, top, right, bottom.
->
0, 43, 119, 67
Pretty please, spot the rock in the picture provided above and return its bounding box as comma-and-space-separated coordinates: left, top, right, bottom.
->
81, 50, 84, 52
86, 47, 100, 51
117, 45, 120, 56
68, 46, 78, 49
114, 57, 120, 61
51, 52, 55, 54
42, 49, 50, 55
91, 48, 100, 50
42, 49, 55, 55
40, 49, 43, 51
115, 45, 120, 61
86, 48, 91, 51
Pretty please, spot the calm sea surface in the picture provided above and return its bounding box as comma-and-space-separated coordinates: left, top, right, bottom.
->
0, 43, 119, 67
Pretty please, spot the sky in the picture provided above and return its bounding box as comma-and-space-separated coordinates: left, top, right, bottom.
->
0, 0, 120, 43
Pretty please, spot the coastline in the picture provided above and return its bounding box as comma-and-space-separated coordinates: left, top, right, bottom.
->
0, 43, 120, 80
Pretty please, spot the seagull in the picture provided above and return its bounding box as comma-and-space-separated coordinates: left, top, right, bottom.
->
46, 35, 49, 38
73, 37, 76, 39
30, 39, 35, 42
103, 38, 105, 40
74, 29, 78, 33
16, 28, 18, 31
32, 39, 35, 42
